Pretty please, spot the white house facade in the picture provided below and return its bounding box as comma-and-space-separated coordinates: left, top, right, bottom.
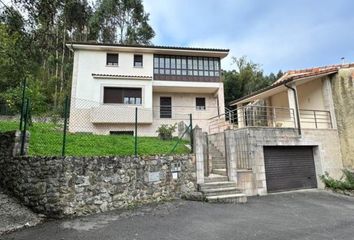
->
66, 42, 229, 136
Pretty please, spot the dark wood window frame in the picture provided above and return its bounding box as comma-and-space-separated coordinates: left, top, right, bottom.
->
153, 54, 221, 80
106, 53, 119, 66
103, 87, 142, 105
196, 97, 206, 110
134, 54, 143, 67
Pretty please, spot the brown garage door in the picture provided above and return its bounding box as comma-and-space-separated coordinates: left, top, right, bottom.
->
264, 146, 317, 193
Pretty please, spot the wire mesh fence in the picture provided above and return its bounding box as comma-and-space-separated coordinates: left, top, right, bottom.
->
0, 93, 194, 156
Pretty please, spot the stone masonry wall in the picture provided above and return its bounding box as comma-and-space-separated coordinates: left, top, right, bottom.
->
0, 131, 197, 218
332, 68, 354, 169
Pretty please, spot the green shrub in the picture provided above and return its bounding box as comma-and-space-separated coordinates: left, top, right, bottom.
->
156, 123, 177, 140
320, 169, 354, 191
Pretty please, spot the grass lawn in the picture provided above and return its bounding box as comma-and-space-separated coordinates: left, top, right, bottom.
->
0, 121, 190, 156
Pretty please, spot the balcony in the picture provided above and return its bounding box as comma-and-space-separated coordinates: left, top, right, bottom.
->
208, 106, 332, 134
91, 105, 153, 124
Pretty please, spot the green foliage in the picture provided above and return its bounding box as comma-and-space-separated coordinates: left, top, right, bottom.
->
224, 56, 283, 105
90, 0, 155, 44
156, 123, 177, 140
320, 170, 354, 191
0, 121, 188, 156
0, 0, 155, 116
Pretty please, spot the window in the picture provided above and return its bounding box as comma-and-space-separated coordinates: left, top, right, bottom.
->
196, 97, 206, 110
160, 97, 172, 118
107, 53, 118, 66
134, 54, 143, 67
103, 87, 142, 105
153, 55, 220, 77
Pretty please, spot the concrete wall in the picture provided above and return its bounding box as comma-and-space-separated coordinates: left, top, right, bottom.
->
332, 67, 354, 169
0, 131, 197, 218
297, 78, 325, 110
224, 128, 343, 196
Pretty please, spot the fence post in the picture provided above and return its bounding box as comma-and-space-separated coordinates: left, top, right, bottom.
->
189, 113, 193, 153
62, 96, 69, 156
20, 98, 29, 156
134, 107, 138, 157
19, 78, 26, 131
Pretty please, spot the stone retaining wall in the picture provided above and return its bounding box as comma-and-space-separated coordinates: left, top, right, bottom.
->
0, 131, 197, 218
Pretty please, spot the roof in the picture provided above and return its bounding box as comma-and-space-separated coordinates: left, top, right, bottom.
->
66, 42, 229, 58
229, 63, 354, 106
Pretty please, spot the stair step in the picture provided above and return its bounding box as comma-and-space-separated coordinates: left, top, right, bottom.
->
206, 193, 247, 203
201, 187, 242, 196
204, 176, 228, 183
212, 169, 227, 176
199, 181, 236, 190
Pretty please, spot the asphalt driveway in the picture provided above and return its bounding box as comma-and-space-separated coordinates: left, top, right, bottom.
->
2, 190, 354, 240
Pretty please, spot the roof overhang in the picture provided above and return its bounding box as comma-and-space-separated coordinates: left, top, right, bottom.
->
92, 73, 152, 80
229, 70, 338, 106
66, 42, 229, 59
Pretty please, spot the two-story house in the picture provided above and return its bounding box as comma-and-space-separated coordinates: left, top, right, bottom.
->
66, 42, 229, 136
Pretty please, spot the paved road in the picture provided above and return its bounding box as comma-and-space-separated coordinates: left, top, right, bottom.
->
2, 190, 354, 240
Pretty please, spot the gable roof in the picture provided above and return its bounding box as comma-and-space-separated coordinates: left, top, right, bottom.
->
229, 63, 354, 106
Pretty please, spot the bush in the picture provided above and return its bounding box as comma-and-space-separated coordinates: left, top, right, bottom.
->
156, 123, 177, 140
320, 169, 354, 191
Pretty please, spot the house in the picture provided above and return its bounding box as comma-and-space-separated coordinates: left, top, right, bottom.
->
66, 42, 229, 136
200, 63, 354, 196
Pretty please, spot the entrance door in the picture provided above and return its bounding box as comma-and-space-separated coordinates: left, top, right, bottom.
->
264, 146, 317, 193
160, 97, 172, 118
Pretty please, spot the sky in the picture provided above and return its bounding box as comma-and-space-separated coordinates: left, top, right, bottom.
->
144, 0, 354, 74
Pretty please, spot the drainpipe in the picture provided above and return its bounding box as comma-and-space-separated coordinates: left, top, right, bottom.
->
284, 82, 302, 136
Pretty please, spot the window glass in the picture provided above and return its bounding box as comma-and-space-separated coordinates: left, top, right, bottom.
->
204, 71, 209, 76
154, 68, 159, 74
181, 57, 187, 69
182, 70, 187, 75
159, 68, 165, 74
209, 59, 214, 70
159, 57, 164, 68
210, 71, 215, 77
215, 71, 220, 77
165, 69, 170, 75
198, 58, 203, 70
136, 98, 142, 105
176, 69, 181, 75
171, 69, 176, 75
176, 58, 181, 69
134, 54, 143, 67
193, 58, 198, 70
199, 70, 204, 76
104, 87, 141, 104
165, 57, 170, 68
196, 97, 206, 110
106, 53, 118, 66
154, 57, 159, 67
214, 59, 219, 69
188, 70, 193, 75
187, 57, 193, 69
171, 57, 176, 68
204, 58, 209, 71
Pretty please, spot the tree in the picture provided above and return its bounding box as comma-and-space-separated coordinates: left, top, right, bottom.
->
223, 56, 282, 106
89, 0, 155, 44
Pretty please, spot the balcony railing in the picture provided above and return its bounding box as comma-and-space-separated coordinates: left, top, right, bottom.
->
208, 106, 332, 134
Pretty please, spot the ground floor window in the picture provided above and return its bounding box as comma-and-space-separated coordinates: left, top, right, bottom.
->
160, 97, 172, 118
196, 97, 206, 110
103, 87, 142, 105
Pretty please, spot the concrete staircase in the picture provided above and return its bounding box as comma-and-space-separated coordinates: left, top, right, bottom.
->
209, 143, 227, 176
198, 176, 247, 203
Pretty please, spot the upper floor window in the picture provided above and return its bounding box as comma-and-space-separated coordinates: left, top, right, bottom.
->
134, 54, 143, 67
103, 87, 142, 105
154, 55, 220, 77
196, 97, 206, 110
107, 53, 119, 66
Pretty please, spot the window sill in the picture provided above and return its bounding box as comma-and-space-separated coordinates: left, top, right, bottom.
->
106, 65, 119, 67
133, 66, 144, 68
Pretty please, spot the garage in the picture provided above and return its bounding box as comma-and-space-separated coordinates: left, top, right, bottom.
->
264, 146, 317, 193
